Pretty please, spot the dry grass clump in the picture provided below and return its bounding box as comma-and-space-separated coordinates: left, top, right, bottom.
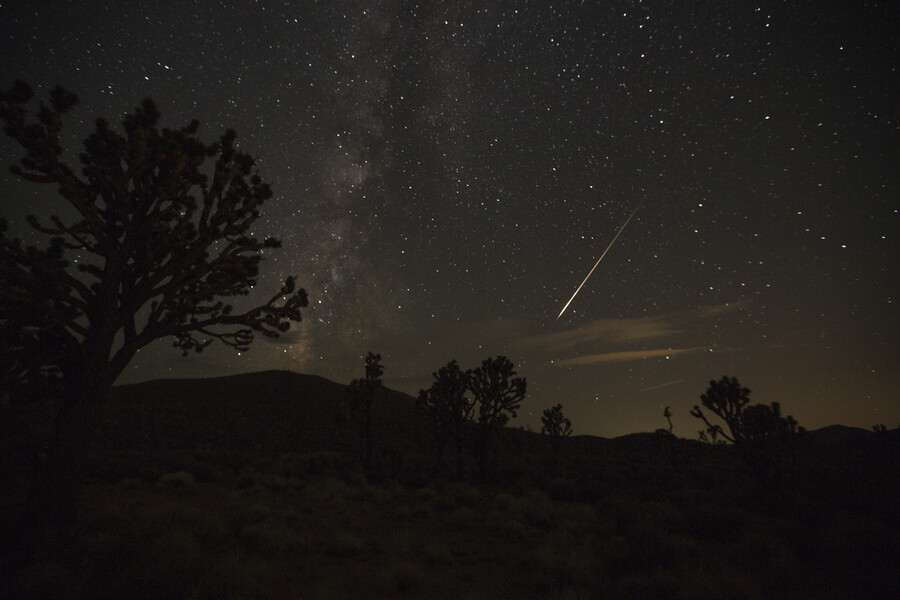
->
436, 481, 482, 509
321, 530, 366, 558
155, 470, 196, 489
300, 475, 351, 505
497, 488, 556, 529
376, 560, 429, 595
419, 540, 453, 565
410, 485, 440, 506
239, 517, 307, 556
530, 528, 601, 592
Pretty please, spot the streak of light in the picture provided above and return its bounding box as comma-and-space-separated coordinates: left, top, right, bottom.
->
640, 379, 684, 392
556, 199, 645, 321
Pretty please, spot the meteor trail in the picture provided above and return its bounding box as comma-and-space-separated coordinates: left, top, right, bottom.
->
556, 199, 645, 321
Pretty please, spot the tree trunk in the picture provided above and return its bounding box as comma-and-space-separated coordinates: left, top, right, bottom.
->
363, 395, 374, 476
16, 358, 110, 561
453, 424, 464, 480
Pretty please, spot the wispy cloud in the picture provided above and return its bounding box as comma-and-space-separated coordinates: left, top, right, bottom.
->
529, 301, 748, 350
523, 300, 749, 366
553, 347, 706, 366
386, 301, 747, 373
516, 316, 677, 353
687, 299, 752, 318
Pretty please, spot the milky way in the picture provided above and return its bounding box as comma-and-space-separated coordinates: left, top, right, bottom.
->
1, 1, 897, 436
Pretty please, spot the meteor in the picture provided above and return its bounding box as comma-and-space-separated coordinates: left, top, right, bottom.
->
556, 199, 645, 321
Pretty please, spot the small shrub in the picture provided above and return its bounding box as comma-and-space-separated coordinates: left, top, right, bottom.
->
531, 529, 599, 591
116, 478, 143, 491
439, 482, 481, 508
600, 528, 679, 576
493, 492, 516, 511
448, 506, 479, 527
4, 561, 75, 600
234, 471, 257, 489
155, 471, 195, 489
574, 477, 607, 502
240, 519, 306, 556
420, 541, 453, 565
411, 486, 440, 506
236, 503, 274, 527
516, 489, 555, 528
301, 476, 350, 504
683, 501, 744, 543
377, 560, 428, 595
558, 503, 599, 535
322, 530, 365, 558
493, 515, 527, 539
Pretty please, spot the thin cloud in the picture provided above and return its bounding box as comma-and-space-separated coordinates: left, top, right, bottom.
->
553, 346, 707, 366
516, 316, 676, 353
518, 300, 749, 358
687, 299, 752, 319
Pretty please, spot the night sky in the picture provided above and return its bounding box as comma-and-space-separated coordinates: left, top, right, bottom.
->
2, 1, 897, 437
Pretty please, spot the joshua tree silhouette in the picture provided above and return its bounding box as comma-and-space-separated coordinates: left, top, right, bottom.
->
417, 359, 474, 478
469, 356, 526, 477
349, 352, 383, 475
1, 81, 306, 547
691, 376, 804, 445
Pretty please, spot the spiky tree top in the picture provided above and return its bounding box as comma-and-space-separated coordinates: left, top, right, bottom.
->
469, 355, 526, 428
541, 403, 572, 439
416, 359, 474, 423
350, 352, 384, 399
691, 375, 751, 444
690, 376, 804, 444
0, 81, 307, 393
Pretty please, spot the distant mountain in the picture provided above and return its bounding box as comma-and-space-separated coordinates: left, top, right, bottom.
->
106, 370, 421, 454
107, 371, 673, 461
806, 424, 867, 440
805, 424, 898, 445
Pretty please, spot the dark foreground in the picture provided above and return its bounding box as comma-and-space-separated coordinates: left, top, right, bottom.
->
1, 372, 897, 599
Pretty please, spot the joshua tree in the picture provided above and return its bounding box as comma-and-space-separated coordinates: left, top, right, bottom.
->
349, 352, 383, 474
416, 359, 474, 478
654, 406, 678, 463
691, 375, 750, 443
741, 401, 804, 442
664, 406, 674, 435
691, 376, 804, 445
690, 376, 751, 444
0, 82, 307, 542
541, 403, 572, 467
468, 356, 526, 477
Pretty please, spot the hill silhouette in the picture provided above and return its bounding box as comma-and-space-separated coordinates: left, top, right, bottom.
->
98, 370, 892, 458
107, 370, 421, 453
5, 368, 890, 480
105, 369, 886, 451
